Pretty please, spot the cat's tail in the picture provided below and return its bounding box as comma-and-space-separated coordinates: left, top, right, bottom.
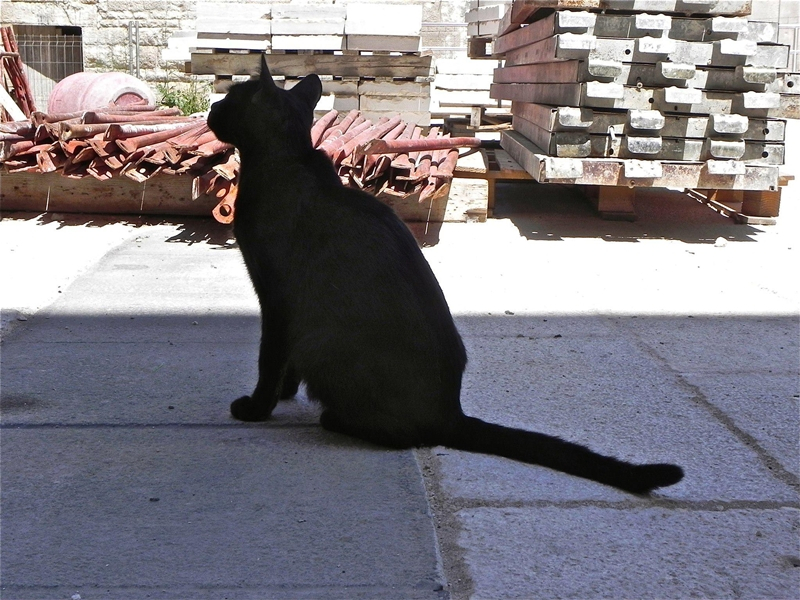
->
441, 415, 683, 495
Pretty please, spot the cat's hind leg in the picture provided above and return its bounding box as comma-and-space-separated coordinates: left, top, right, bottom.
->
319, 409, 425, 449
279, 363, 300, 400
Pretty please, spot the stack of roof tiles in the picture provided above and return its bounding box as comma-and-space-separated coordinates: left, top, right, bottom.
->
0, 104, 467, 223
486, 0, 798, 194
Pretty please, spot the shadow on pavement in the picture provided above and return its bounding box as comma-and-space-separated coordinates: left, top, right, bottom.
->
494, 180, 764, 244
0, 211, 238, 249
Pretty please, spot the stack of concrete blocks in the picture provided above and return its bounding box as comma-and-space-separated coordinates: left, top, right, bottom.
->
271, 4, 346, 51
179, 1, 432, 125
466, 0, 513, 57
162, 1, 271, 62
487, 0, 799, 219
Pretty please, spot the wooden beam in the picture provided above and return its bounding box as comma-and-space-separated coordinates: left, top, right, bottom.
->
0, 85, 26, 121
190, 52, 433, 79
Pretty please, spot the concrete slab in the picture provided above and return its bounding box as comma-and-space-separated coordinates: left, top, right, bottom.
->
2, 427, 441, 600
0, 224, 444, 600
457, 506, 800, 599
435, 316, 797, 503
2, 124, 799, 599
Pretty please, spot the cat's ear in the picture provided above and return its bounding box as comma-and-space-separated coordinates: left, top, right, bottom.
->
290, 74, 323, 114
259, 53, 278, 92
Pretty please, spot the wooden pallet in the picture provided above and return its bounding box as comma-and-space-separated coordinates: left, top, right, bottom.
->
453, 146, 533, 216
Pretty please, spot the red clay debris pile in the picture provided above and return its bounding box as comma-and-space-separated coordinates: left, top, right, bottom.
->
1, 103, 479, 223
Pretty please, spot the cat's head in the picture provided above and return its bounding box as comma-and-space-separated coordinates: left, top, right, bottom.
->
207, 54, 322, 158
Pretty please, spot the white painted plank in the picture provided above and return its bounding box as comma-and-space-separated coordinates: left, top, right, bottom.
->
0, 85, 26, 121
345, 4, 422, 37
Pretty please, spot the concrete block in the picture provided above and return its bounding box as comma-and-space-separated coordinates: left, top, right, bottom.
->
345, 3, 423, 37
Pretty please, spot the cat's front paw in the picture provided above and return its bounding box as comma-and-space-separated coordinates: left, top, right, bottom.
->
230, 395, 272, 422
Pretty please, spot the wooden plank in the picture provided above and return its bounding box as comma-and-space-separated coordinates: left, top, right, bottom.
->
453, 147, 532, 180
282, 79, 358, 96
0, 171, 218, 215
0, 86, 26, 121
591, 185, 637, 220
357, 80, 430, 98
345, 35, 420, 53
190, 52, 433, 78
740, 189, 782, 217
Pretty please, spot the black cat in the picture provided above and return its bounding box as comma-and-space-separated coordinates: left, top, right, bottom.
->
207, 55, 684, 495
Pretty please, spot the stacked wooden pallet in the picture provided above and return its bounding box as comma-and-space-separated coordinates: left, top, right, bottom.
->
486, 0, 798, 220
173, 2, 433, 125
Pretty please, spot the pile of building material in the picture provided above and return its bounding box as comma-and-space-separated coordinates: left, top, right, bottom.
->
168, 2, 433, 125
485, 0, 799, 221
431, 58, 509, 127
1, 104, 477, 226
466, 1, 513, 58
1, 26, 37, 120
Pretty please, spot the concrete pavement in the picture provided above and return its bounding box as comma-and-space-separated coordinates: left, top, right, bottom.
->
1, 153, 799, 598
